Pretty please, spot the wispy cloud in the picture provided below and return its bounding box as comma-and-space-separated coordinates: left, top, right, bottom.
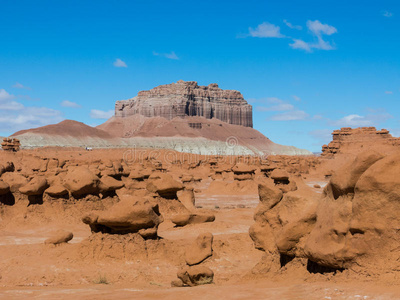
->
382, 10, 393, 18
113, 58, 128, 68
257, 97, 309, 121
246, 22, 285, 38
330, 113, 392, 127
153, 51, 179, 60
257, 97, 294, 111
0, 89, 63, 133
270, 110, 309, 121
283, 19, 302, 30
12, 82, 31, 90
292, 95, 301, 101
289, 20, 337, 52
385, 91, 393, 94
90, 109, 114, 119
61, 100, 81, 108
0, 89, 23, 110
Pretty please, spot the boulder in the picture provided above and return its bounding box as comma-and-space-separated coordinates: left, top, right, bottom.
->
99, 175, 124, 193
185, 232, 213, 265
19, 177, 49, 196
82, 196, 163, 239
232, 163, 256, 174
45, 185, 69, 197
258, 181, 283, 209
177, 189, 196, 211
171, 213, 215, 227
177, 265, 214, 287
63, 166, 100, 197
44, 230, 73, 245
270, 169, 289, 182
146, 172, 183, 199
1, 172, 29, 193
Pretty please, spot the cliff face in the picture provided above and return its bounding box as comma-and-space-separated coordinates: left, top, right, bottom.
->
115, 80, 253, 127
321, 127, 400, 157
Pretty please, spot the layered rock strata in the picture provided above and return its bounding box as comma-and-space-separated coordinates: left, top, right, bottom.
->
115, 80, 253, 127
322, 127, 400, 157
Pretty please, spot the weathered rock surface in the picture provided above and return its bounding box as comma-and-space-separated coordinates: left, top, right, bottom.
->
321, 127, 400, 157
63, 167, 100, 197
19, 177, 48, 196
115, 80, 253, 127
82, 197, 163, 238
146, 172, 183, 199
185, 233, 213, 266
44, 230, 73, 245
177, 265, 214, 286
171, 213, 215, 227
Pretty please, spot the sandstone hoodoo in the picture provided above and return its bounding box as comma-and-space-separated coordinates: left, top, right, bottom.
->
115, 80, 253, 127
321, 127, 400, 157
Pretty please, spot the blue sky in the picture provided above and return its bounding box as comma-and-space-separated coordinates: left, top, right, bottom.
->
0, 0, 399, 152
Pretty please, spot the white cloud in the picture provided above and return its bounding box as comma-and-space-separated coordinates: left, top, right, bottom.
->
270, 110, 309, 121
283, 19, 302, 30
332, 114, 372, 127
307, 20, 337, 36
153, 51, 179, 60
0, 89, 15, 101
290, 20, 337, 52
90, 109, 114, 119
0, 89, 23, 110
383, 10, 393, 17
248, 22, 285, 38
385, 91, 393, 94
331, 113, 393, 127
61, 100, 81, 108
289, 39, 312, 52
292, 95, 301, 101
12, 82, 31, 90
113, 58, 128, 68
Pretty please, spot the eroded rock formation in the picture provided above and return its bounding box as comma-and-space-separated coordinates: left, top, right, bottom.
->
322, 127, 400, 157
115, 80, 253, 127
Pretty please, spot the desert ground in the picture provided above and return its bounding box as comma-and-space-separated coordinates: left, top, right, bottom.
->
0, 147, 399, 299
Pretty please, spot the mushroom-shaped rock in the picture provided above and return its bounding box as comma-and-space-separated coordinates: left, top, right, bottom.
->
146, 172, 183, 199
177, 265, 214, 287
171, 213, 215, 227
82, 196, 163, 239
232, 163, 256, 174
45, 185, 69, 197
0, 180, 10, 195
63, 166, 100, 197
99, 175, 124, 193
185, 232, 213, 266
270, 169, 289, 181
19, 177, 49, 196
44, 230, 73, 245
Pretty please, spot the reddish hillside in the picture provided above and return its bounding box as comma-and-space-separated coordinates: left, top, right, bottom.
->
97, 115, 310, 155
12, 120, 112, 139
